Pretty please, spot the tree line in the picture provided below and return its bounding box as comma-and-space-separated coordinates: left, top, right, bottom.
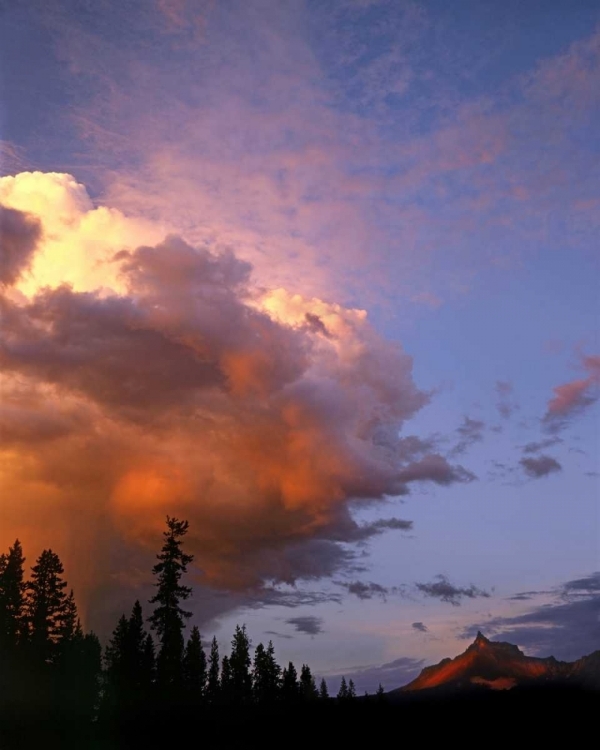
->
0, 517, 379, 733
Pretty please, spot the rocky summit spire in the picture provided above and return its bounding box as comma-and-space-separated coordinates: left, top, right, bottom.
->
474, 631, 489, 645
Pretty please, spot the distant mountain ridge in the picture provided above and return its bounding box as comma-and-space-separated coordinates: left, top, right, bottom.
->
393, 632, 599, 693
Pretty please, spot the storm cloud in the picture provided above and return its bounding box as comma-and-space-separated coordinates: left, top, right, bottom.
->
0, 176, 478, 630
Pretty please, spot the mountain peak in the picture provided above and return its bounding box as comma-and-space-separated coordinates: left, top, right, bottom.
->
474, 631, 489, 645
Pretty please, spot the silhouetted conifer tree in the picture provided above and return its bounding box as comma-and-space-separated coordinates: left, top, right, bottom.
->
319, 678, 329, 700
300, 664, 318, 701
229, 624, 252, 705
103, 614, 130, 718
281, 661, 299, 703
103, 601, 153, 719
59, 624, 102, 722
253, 640, 281, 704
148, 517, 193, 693
183, 625, 206, 702
26, 549, 69, 666
206, 636, 220, 704
220, 655, 232, 705
0, 539, 26, 650
141, 632, 156, 698
58, 590, 78, 643
0, 540, 27, 715
348, 678, 356, 699
376, 683, 385, 702
337, 676, 348, 700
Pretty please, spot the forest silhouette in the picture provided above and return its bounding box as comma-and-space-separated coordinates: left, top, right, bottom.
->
0, 517, 595, 748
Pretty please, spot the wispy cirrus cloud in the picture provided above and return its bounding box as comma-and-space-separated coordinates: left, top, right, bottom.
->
495, 381, 518, 420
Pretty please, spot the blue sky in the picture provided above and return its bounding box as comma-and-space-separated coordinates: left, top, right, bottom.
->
0, 0, 598, 692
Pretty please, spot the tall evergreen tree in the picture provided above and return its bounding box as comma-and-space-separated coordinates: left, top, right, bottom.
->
148, 517, 193, 692
319, 678, 329, 700
183, 625, 206, 702
337, 676, 348, 700
220, 655, 232, 705
229, 624, 252, 705
206, 636, 220, 704
59, 624, 102, 723
347, 678, 356, 699
253, 640, 281, 705
103, 601, 151, 718
0, 539, 26, 650
299, 664, 318, 701
26, 549, 69, 665
127, 600, 147, 684
58, 590, 78, 644
103, 614, 130, 718
141, 632, 156, 698
0, 540, 27, 715
281, 661, 299, 704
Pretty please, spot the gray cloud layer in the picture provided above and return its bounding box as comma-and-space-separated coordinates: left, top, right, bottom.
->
520, 454, 562, 478
415, 574, 490, 606
285, 616, 324, 636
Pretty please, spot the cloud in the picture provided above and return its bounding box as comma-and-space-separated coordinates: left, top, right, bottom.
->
521, 437, 562, 454
543, 355, 600, 432
0, 173, 480, 631
339, 581, 389, 600
411, 621, 428, 633
0, 205, 42, 285
264, 630, 293, 640
348, 518, 413, 542
415, 574, 490, 606
462, 573, 600, 661
519, 455, 562, 479
285, 616, 324, 636
495, 381, 518, 420
397, 455, 476, 486
450, 416, 485, 456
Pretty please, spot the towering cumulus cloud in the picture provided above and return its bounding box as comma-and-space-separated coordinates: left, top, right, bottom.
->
0, 172, 472, 625
0, 205, 41, 285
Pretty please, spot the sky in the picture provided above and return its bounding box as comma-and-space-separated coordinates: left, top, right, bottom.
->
0, 0, 598, 694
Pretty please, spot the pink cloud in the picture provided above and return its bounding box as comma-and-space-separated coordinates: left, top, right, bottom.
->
544, 354, 600, 431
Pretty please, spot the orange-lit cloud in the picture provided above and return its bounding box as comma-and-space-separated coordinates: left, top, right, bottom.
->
0, 172, 476, 629
543, 354, 600, 432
